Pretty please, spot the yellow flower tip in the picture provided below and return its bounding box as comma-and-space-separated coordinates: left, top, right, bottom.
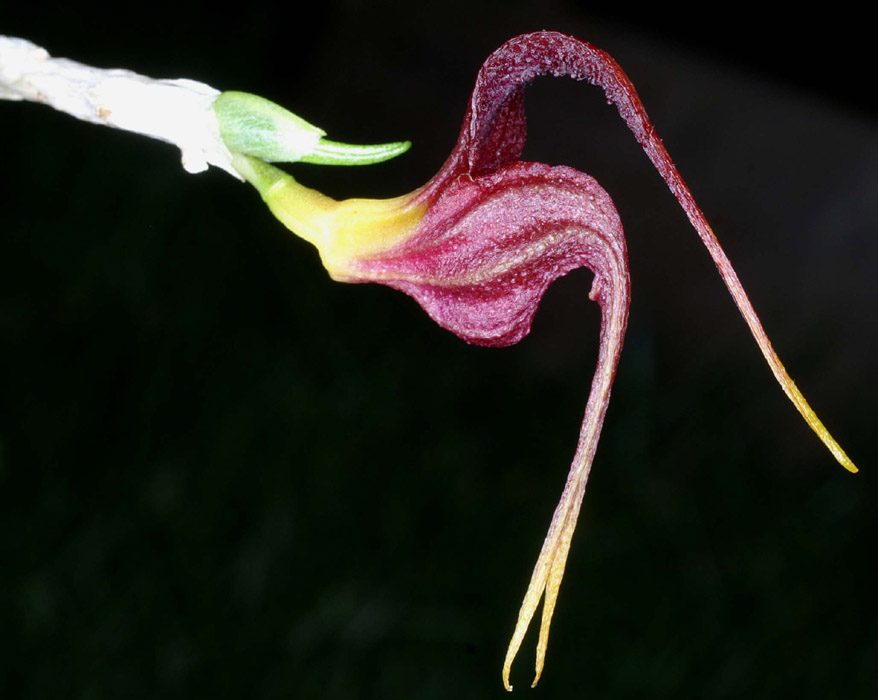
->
503, 674, 512, 693
803, 413, 858, 473
827, 430, 859, 473
798, 397, 858, 474
530, 666, 544, 689
821, 425, 858, 473
500, 607, 549, 691
764, 351, 859, 475
501, 493, 582, 691
502, 628, 522, 691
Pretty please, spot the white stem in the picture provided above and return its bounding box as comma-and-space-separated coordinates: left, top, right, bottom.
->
0, 35, 239, 178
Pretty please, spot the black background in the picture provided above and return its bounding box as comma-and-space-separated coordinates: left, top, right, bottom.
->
2, 2, 876, 698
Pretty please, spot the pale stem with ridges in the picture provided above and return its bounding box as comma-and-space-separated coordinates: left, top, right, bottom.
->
1, 36, 411, 177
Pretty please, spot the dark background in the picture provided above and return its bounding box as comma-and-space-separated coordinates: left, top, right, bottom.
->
2, 2, 876, 698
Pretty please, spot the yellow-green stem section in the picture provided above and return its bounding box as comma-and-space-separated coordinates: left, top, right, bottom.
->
230, 153, 426, 278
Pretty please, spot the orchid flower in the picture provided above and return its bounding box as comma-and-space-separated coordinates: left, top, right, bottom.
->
215, 31, 858, 690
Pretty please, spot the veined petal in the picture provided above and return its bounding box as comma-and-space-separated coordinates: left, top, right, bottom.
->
348, 162, 628, 347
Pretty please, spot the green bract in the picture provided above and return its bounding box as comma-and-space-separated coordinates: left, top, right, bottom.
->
213, 90, 410, 166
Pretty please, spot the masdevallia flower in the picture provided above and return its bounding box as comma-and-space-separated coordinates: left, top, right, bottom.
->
218, 31, 857, 690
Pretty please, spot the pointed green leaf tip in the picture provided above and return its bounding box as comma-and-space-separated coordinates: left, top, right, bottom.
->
300, 138, 411, 165
213, 91, 410, 166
